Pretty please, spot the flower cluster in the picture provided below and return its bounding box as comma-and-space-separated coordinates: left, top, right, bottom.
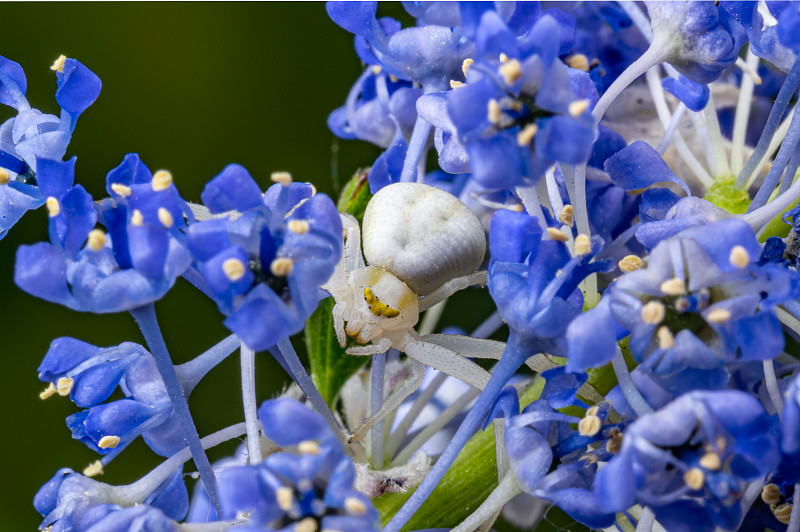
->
15, 2, 800, 532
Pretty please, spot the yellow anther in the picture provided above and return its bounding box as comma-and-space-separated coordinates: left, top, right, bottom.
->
729, 245, 750, 269
46, 197, 60, 217
706, 308, 731, 324
131, 209, 144, 226
574, 234, 591, 255
51, 54, 67, 72
222, 258, 246, 282
371, 65, 382, 75
298, 440, 321, 455
0, 168, 10, 185
699, 452, 721, 471
618, 255, 643, 273
606, 433, 623, 454
565, 54, 590, 72
39, 383, 56, 400
344, 496, 368, 515
775, 503, 793, 524
157, 207, 174, 229
288, 219, 310, 234
508, 203, 524, 212
363, 287, 400, 318
87, 229, 106, 251
449, 80, 465, 89
569, 99, 591, 117
152, 170, 173, 191
499, 59, 523, 85
56, 377, 74, 396
499, 52, 509, 63
516, 123, 538, 146
294, 517, 317, 532
683, 467, 705, 490
762, 483, 782, 505
98, 435, 121, 449
657, 326, 675, 349
487, 99, 502, 124
547, 227, 569, 242
270, 171, 293, 186
270, 257, 294, 277
110, 183, 132, 197
462, 58, 474, 77
558, 205, 574, 227
83, 460, 104, 477
578, 415, 602, 436
660, 277, 685, 296
641, 301, 666, 324
276, 486, 294, 510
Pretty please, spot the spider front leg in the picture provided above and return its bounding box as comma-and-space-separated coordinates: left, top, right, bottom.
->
346, 336, 392, 356
418, 270, 488, 311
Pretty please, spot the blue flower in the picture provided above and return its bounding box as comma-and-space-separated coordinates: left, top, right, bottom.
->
14, 154, 192, 313
595, 390, 779, 532
187, 165, 342, 351
0, 55, 100, 239
567, 220, 800, 396
187, 398, 379, 531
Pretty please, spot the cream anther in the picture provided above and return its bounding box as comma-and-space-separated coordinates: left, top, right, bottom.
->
660, 277, 685, 296
298, 440, 321, 455
762, 483, 782, 505
487, 99, 501, 125
39, 383, 56, 400
288, 219, 310, 234
51, 54, 67, 72
371, 65, 382, 75
462, 58, 474, 77
517, 123, 538, 146
344, 496, 368, 515
578, 415, 602, 436
270, 257, 294, 277
0, 168, 10, 185
294, 517, 317, 532
729, 245, 750, 269
98, 435, 121, 449
641, 301, 666, 324
499, 52, 509, 62
87, 229, 106, 251
110, 183, 132, 197
699, 452, 721, 471
152, 170, 173, 191
271, 171, 293, 186
449, 80, 465, 89
276, 486, 294, 510
499, 59, 522, 85
706, 308, 731, 324
683, 467, 705, 490
46, 197, 60, 217
775, 504, 793, 525
83, 460, 104, 477
547, 227, 569, 242
565, 54, 590, 71
574, 234, 591, 255
157, 207, 174, 228
558, 205, 574, 227
222, 258, 246, 282
56, 377, 74, 396
586, 405, 599, 417
568, 99, 590, 117
657, 326, 674, 349
309, 184, 317, 196
131, 209, 144, 226
618, 255, 643, 273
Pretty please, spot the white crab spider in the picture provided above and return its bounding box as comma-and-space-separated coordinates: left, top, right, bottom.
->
323, 182, 505, 390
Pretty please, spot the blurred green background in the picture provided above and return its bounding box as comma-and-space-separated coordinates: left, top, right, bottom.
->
0, 3, 387, 528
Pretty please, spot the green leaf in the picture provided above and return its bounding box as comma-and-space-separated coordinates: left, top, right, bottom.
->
337, 167, 372, 224
374, 379, 546, 531
304, 297, 369, 406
